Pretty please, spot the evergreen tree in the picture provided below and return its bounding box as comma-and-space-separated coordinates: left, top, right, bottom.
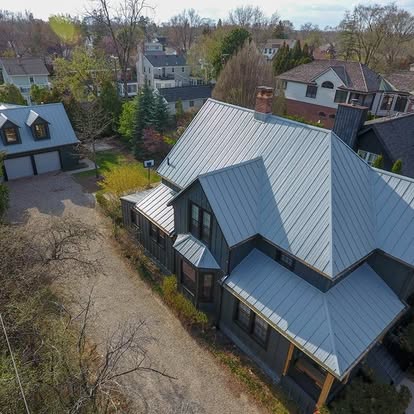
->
272, 43, 290, 75
153, 93, 170, 132
392, 159, 402, 174
291, 40, 302, 63
98, 81, 122, 133
133, 85, 155, 160
175, 98, 184, 119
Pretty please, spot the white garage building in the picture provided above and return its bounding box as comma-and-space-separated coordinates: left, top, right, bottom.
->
0, 103, 80, 180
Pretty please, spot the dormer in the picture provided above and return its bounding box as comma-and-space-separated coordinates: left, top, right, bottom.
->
26, 110, 50, 140
0, 113, 21, 145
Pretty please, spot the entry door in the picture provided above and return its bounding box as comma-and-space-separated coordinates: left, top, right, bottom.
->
34, 151, 61, 174
4, 156, 34, 180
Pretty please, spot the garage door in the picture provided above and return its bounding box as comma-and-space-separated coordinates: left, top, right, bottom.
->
4, 156, 34, 180
34, 151, 61, 174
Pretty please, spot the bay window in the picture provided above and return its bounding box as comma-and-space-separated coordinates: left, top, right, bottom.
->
181, 260, 196, 295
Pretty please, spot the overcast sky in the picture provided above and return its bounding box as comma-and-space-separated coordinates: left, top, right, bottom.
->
4, 0, 414, 28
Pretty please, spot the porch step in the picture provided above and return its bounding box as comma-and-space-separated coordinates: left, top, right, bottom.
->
367, 344, 404, 385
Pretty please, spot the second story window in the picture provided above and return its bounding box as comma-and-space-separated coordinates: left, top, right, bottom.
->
321, 81, 334, 89
172, 67, 175, 73
3, 126, 18, 144
29, 76, 34, 83
189, 100, 194, 107
182, 67, 185, 72
33, 123, 48, 139
334, 90, 348, 103
306, 85, 317, 99
190, 202, 212, 244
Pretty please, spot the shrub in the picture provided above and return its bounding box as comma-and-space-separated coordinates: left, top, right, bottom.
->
372, 155, 384, 169
162, 275, 208, 327
392, 159, 402, 174
99, 164, 147, 196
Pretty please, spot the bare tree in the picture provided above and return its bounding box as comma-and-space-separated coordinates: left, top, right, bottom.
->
213, 40, 273, 109
74, 101, 112, 178
89, 0, 151, 98
166, 9, 202, 53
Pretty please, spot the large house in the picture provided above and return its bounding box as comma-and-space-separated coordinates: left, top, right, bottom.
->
137, 50, 190, 89
333, 104, 414, 178
158, 85, 213, 115
121, 88, 414, 412
0, 103, 79, 180
276, 60, 412, 128
0, 57, 50, 104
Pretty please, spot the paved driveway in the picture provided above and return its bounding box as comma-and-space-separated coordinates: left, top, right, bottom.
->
6, 172, 262, 414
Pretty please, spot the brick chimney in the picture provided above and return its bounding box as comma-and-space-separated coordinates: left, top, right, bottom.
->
254, 86, 273, 121
332, 103, 368, 148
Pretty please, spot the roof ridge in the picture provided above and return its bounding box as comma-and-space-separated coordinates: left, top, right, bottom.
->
360, 62, 369, 93
328, 132, 335, 277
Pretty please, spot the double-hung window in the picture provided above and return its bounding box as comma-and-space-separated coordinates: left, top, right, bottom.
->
190, 203, 211, 245
181, 260, 196, 295
334, 90, 348, 103
3, 127, 18, 144
149, 223, 165, 248
201, 273, 214, 302
306, 85, 317, 99
236, 301, 251, 330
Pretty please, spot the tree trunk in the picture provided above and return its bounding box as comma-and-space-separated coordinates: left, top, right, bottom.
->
92, 139, 99, 179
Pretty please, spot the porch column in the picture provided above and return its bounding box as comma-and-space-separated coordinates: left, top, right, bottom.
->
282, 342, 295, 376
316, 372, 335, 408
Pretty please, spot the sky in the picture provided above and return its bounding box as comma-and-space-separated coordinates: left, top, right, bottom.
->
4, 0, 414, 28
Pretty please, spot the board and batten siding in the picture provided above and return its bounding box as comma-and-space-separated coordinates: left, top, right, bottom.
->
172, 181, 229, 271
220, 289, 291, 381
121, 198, 175, 272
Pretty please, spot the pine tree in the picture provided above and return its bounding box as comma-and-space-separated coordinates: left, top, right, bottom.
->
153, 93, 170, 132
291, 40, 302, 63
133, 85, 155, 160
273, 43, 290, 75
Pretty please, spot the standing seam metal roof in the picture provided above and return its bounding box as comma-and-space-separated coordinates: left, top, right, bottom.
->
225, 249, 405, 379
158, 99, 414, 278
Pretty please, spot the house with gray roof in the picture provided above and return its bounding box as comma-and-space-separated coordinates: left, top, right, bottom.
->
0, 57, 50, 104
277, 60, 389, 128
0, 103, 79, 180
121, 87, 414, 412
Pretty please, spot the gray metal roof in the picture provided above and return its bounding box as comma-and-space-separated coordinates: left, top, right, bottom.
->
173, 234, 220, 269
135, 183, 175, 235
158, 85, 212, 103
0, 57, 49, 76
120, 188, 154, 204
0, 103, 78, 155
145, 53, 187, 67
225, 249, 405, 379
159, 99, 414, 278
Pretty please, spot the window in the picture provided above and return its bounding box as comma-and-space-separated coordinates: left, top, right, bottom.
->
306, 85, 317, 99
3, 127, 18, 144
380, 95, 393, 111
181, 260, 196, 295
235, 301, 251, 330
130, 209, 138, 227
349, 93, 362, 105
29, 76, 34, 83
264, 48, 268, 53
358, 149, 379, 166
189, 100, 194, 107
172, 67, 175, 73
201, 273, 214, 302
33, 123, 48, 139
144, 67, 146, 73
395, 96, 408, 112
190, 203, 212, 245
276, 249, 295, 270
253, 315, 269, 344
182, 67, 185, 72
149, 67, 151, 73
149, 223, 166, 247
321, 81, 334, 89
318, 111, 326, 117
334, 90, 348, 103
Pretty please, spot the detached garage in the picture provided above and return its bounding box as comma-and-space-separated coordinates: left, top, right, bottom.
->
0, 103, 79, 180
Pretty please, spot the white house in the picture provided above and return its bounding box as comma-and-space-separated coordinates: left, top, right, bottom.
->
0, 57, 50, 104
262, 39, 297, 61
277, 60, 384, 128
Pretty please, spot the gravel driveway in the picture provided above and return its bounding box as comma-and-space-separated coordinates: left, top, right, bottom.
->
6, 172, 262, 414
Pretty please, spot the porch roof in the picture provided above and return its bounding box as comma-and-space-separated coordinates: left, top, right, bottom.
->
173, 233, 220, 269
224, 249, 405, 380
135, 183, 176, 235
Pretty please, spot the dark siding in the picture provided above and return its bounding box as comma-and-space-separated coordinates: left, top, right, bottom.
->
121, 198, 175, 273
219, 289, 290, 380
356, 130, 393, 170
368, 251, 414, 301
172, 181, 230, 271
256, 238, 332, 292
229, 238, 257, 273
59, 145, 80, 170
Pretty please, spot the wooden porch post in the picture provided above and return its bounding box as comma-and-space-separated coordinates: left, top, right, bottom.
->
282, 342, 295, 376
316, 372, 335, 408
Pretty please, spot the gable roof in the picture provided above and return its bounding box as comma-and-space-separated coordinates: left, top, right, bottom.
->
225, 249, 405, 380
263, 39, 297, 49
277, 60, 382, 92
0, 103, 78, 155
158, 99, 414, 278
384, 71, 414, 93
145, 53, 186, 67
173, 234, 220, 269
0, 57, 49, 76
158, 85, 212, 103
359, 114, 414, 178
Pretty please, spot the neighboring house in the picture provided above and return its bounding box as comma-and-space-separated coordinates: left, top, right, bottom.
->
0, 57, 50, 104
121, 88, 414, 412
333, 103, 414, 178
0, 103, 79, 180
137, 51, 190, 89
277, 60, 384, 128
262, 39, 297, 61
372, 71, 414, 117
158, 85, 213, 114
312, 43, 336, 60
